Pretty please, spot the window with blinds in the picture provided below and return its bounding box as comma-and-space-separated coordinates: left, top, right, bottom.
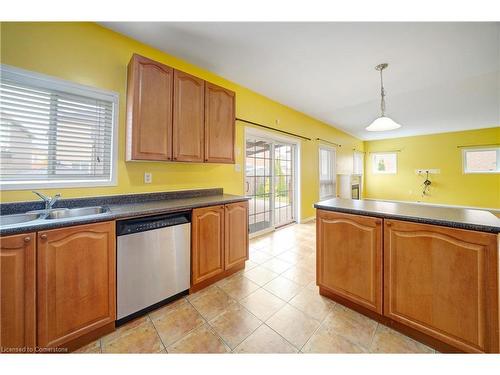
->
0, 65, 118, 189
319, 146, 336, 200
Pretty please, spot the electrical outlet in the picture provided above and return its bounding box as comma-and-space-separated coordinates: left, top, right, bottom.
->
415, 169, 441, 175
144, 172, 152, 184
234, 164, 241, 172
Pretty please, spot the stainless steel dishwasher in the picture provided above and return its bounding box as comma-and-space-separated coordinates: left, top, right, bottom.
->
116, 211, 191, 325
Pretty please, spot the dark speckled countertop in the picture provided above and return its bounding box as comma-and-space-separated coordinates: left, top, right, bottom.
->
0, 188, 250, 236
315, 198, 500, 234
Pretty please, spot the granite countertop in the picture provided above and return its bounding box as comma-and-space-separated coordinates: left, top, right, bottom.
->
0, 189, 250, 236
314, 198, 500, 234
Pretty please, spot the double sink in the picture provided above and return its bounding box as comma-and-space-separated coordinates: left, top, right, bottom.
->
1, 206, 108, 226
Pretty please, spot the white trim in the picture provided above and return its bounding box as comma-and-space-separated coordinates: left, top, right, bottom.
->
461, 147, 500, 174
364, 197, 500, 213
299, 216, 316, 224
244, 126, 301, 234
0, 64, 119, 190
318, 144, 337, 201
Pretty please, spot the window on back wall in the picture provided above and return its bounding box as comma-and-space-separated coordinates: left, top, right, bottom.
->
372, 152, 397, 174
319, 146, 336, 200
0, 65, 118, 190
462, 147, 500, 174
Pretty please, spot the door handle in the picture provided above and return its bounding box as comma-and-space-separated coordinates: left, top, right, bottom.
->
245, 181, 250, 193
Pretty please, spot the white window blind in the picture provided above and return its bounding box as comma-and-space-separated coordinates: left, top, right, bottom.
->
462, 147, 500, 174
0, 65, 118, 190
319, 146, 336, 200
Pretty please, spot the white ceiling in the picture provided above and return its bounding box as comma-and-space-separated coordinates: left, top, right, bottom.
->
101, 22, 500, 140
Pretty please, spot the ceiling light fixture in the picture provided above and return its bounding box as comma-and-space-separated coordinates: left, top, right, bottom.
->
366, 63, 401, 132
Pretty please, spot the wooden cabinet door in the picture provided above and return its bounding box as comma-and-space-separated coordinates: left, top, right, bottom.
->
126, 54, 173, 161
316, 210, 383, 313
37, 221, 116, 348
204, 82, 235, 163
0, 233, 36, 351
172, 70, 205, 162
384, 220, 499, 353
225, 201, 249, 270
192, 205, 225, 285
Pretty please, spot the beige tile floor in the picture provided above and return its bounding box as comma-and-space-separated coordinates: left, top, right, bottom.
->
76, 221, 435, 354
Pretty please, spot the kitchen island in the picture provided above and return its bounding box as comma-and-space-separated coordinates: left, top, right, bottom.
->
314, 198, 499, 353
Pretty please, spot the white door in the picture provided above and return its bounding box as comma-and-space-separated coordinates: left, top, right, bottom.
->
245, 133, 298, 235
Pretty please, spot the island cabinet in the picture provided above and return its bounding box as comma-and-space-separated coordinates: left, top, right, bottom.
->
191, 201, 249, 292
384, 219, 499, 353
0, 233, 36, 352
37, 221, 116, 350
316, 210, 383, 313
126, 53, 235, 164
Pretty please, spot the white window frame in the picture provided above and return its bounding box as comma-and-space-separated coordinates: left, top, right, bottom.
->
353, 150, 364, 175
462, 147, 500, 174
318, 145, 336, 200
0, 64, 119, 190
371, 152, 398, 175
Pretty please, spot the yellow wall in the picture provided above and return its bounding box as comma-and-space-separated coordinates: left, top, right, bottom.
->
0, 22, 363, 220
364, 127, 500, 208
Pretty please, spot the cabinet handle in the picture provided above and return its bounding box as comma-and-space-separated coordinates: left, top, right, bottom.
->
386, 222, 392, 227
24, 236, 31, 243
40, 234, 47, 240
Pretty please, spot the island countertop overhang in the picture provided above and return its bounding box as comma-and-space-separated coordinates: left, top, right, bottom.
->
314, 198, 500, 234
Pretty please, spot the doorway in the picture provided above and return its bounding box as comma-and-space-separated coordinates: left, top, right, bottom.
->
245, 129, 299, 236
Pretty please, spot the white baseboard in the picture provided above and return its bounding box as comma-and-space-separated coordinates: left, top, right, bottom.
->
299, 216, 316, 223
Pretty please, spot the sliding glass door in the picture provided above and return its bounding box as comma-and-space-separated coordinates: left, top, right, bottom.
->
246, 135, 296, 235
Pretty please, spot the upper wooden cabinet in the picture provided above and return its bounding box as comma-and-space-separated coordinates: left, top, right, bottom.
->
37, 221, 116, 349
204, 83, 235, 163
0, 233, 36, 351
316, 209, 383, 314
225, 201, 249, 270
126, 54, 173, 161
384, 219, 499, 353
126, 54, 235, 164
173, 70, 205, 162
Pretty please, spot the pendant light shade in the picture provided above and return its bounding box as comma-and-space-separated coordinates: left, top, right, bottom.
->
366, 116, 401, 132
366, 63, 401, 132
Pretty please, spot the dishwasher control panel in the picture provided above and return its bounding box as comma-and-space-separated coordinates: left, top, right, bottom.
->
116, 211, 191, 236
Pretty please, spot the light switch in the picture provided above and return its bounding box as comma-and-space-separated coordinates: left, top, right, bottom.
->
144, 172, 152, 184
234, 164, 241, 172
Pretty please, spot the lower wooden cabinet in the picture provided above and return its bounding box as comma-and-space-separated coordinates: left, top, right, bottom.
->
316, 210, 383, 313
225, 201, 249, 270
191, 205, 225, 285
191, 201, 249, 289
0, 233, 36, 352
384, 219, 499, 353
37, 221, 116, 349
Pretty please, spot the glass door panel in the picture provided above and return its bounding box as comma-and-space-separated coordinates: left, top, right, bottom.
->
246, 137, 273, 234
274, 143, 295, 227
246, 135, 296, 235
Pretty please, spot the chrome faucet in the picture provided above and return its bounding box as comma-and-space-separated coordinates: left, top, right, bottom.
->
32, 191, 61, 210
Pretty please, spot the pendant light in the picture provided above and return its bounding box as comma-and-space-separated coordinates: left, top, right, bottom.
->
366, 63, 401, 132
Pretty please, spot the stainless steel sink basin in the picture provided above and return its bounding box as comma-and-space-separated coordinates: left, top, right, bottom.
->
0, 213, 42, 225
45, 206, 108, 220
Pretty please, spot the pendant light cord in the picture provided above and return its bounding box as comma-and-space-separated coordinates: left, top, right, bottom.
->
380, 68, 386, 117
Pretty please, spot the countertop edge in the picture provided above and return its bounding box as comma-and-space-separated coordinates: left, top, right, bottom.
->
0, 195, 250, 236
314, 203, 500, 234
